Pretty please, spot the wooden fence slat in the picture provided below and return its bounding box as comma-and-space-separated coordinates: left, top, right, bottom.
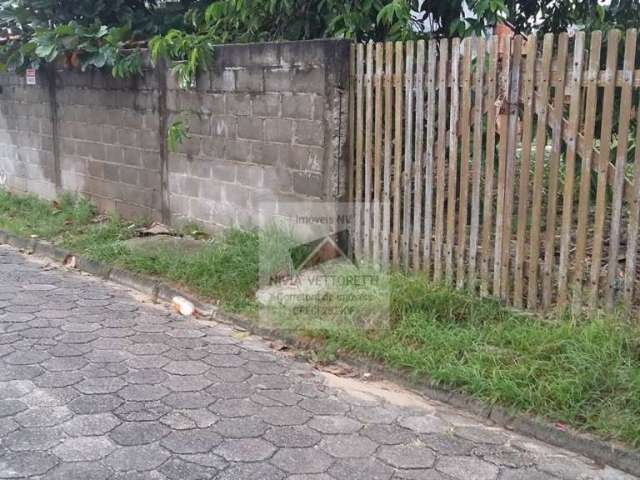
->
541, 33, 568, 308
373, 43, 384, 262
574, 31, 602, 304
527, 34, 554, 309
434, 38, 449, 282
402, 41, 415, 269
480, 36, 499, 296
606, 29, 637, 308
538, 93, 634, 205
354, 44, 365, 260
468, 36, 485, 290
382, 42, 393, 266
589, 29, 621, 307
412, 40, 426, 270
446, 38, 461, 284
624, 82, 640, 305
348, 44, 356, 207
423, 39, 437, 277
363, 42, 374, 259
348, 44, 356, 260
549, 66, 640, 87
492, 35, 512, 296
513, 34, 537, 308
392, 41, 404, 266
462, 62, 640, 89
557, 32, 586, 305
456, 38, 473, 288
499, 35, 523, 301
351, 28, 640, 313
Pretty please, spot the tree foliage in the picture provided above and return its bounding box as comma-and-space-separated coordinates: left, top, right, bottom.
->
1, 0, 638, 77
1, 0, 636, 161
178, 0, 508, 42
1, 0, 147, 73
0, 0, 153, 31
2, 21, 144, 76
505, 0, 640, 35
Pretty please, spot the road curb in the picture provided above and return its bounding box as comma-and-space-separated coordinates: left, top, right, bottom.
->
109, 268, 158, 299
1, 230, 638, 477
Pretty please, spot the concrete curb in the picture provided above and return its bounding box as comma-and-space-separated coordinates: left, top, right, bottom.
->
1, 230, 638, 477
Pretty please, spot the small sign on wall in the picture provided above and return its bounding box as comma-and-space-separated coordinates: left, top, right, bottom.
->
26, 69, 37, 85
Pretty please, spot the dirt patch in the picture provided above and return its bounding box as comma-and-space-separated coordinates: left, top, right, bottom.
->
320, 371, 438, 413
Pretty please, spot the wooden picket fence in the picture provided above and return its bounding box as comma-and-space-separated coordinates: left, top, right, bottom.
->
349, 29, 640, 312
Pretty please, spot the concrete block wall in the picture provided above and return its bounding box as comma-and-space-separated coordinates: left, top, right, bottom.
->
167, 40, 350, 231
55, 70, 162, 219
0, 38, 350, 231
0, 70, 57, 200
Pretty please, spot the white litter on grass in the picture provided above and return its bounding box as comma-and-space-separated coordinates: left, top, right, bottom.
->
172, 296, 195, 316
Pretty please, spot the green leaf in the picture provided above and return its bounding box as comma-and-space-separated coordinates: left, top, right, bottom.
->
91, 50, 107, 68
205, 1, 226, 24
167, 118, 190, 153
34, 43, 56, 59
376, 2, 396, 24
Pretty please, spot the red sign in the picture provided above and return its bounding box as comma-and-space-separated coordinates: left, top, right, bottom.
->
26, 69, 36, 85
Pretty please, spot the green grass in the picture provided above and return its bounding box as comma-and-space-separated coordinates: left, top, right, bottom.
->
1, 189, 639, 447
0, 190, 261, 311
106, 229, 262, 312
0, 190, 97, 239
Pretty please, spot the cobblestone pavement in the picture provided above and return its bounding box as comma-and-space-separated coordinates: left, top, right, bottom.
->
0, 246, 635, 480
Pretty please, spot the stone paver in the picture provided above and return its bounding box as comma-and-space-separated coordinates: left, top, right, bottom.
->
0, 245, 636, 479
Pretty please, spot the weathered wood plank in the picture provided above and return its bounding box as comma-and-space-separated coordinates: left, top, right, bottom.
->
480, 36, 499, 296
412, 40, 426, 270
392, 41, 404, 266
468, 36, 485, 289
382, 42, 394, 266
589, 29, 620, 307
434, 38, 448, 282
492, 35, 512, 296
541, 33, 568, 308
423, 39, 437, 277
354, 43, 365, 260
573, 31, 602, 304
624, 75, 640, 305
606, 29, 636, 308
557, 32, 585, 305
363, 42, 374, 259
373, 43, 384, 262
549, 65, 640, 88
456, 37, 472, 288
526, 33, 554, 309
402, 41, 415, 269
348, 43, 356, 207
499, 35, 522, 301
446, 38, 461, 284
513, 34, 537, 308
